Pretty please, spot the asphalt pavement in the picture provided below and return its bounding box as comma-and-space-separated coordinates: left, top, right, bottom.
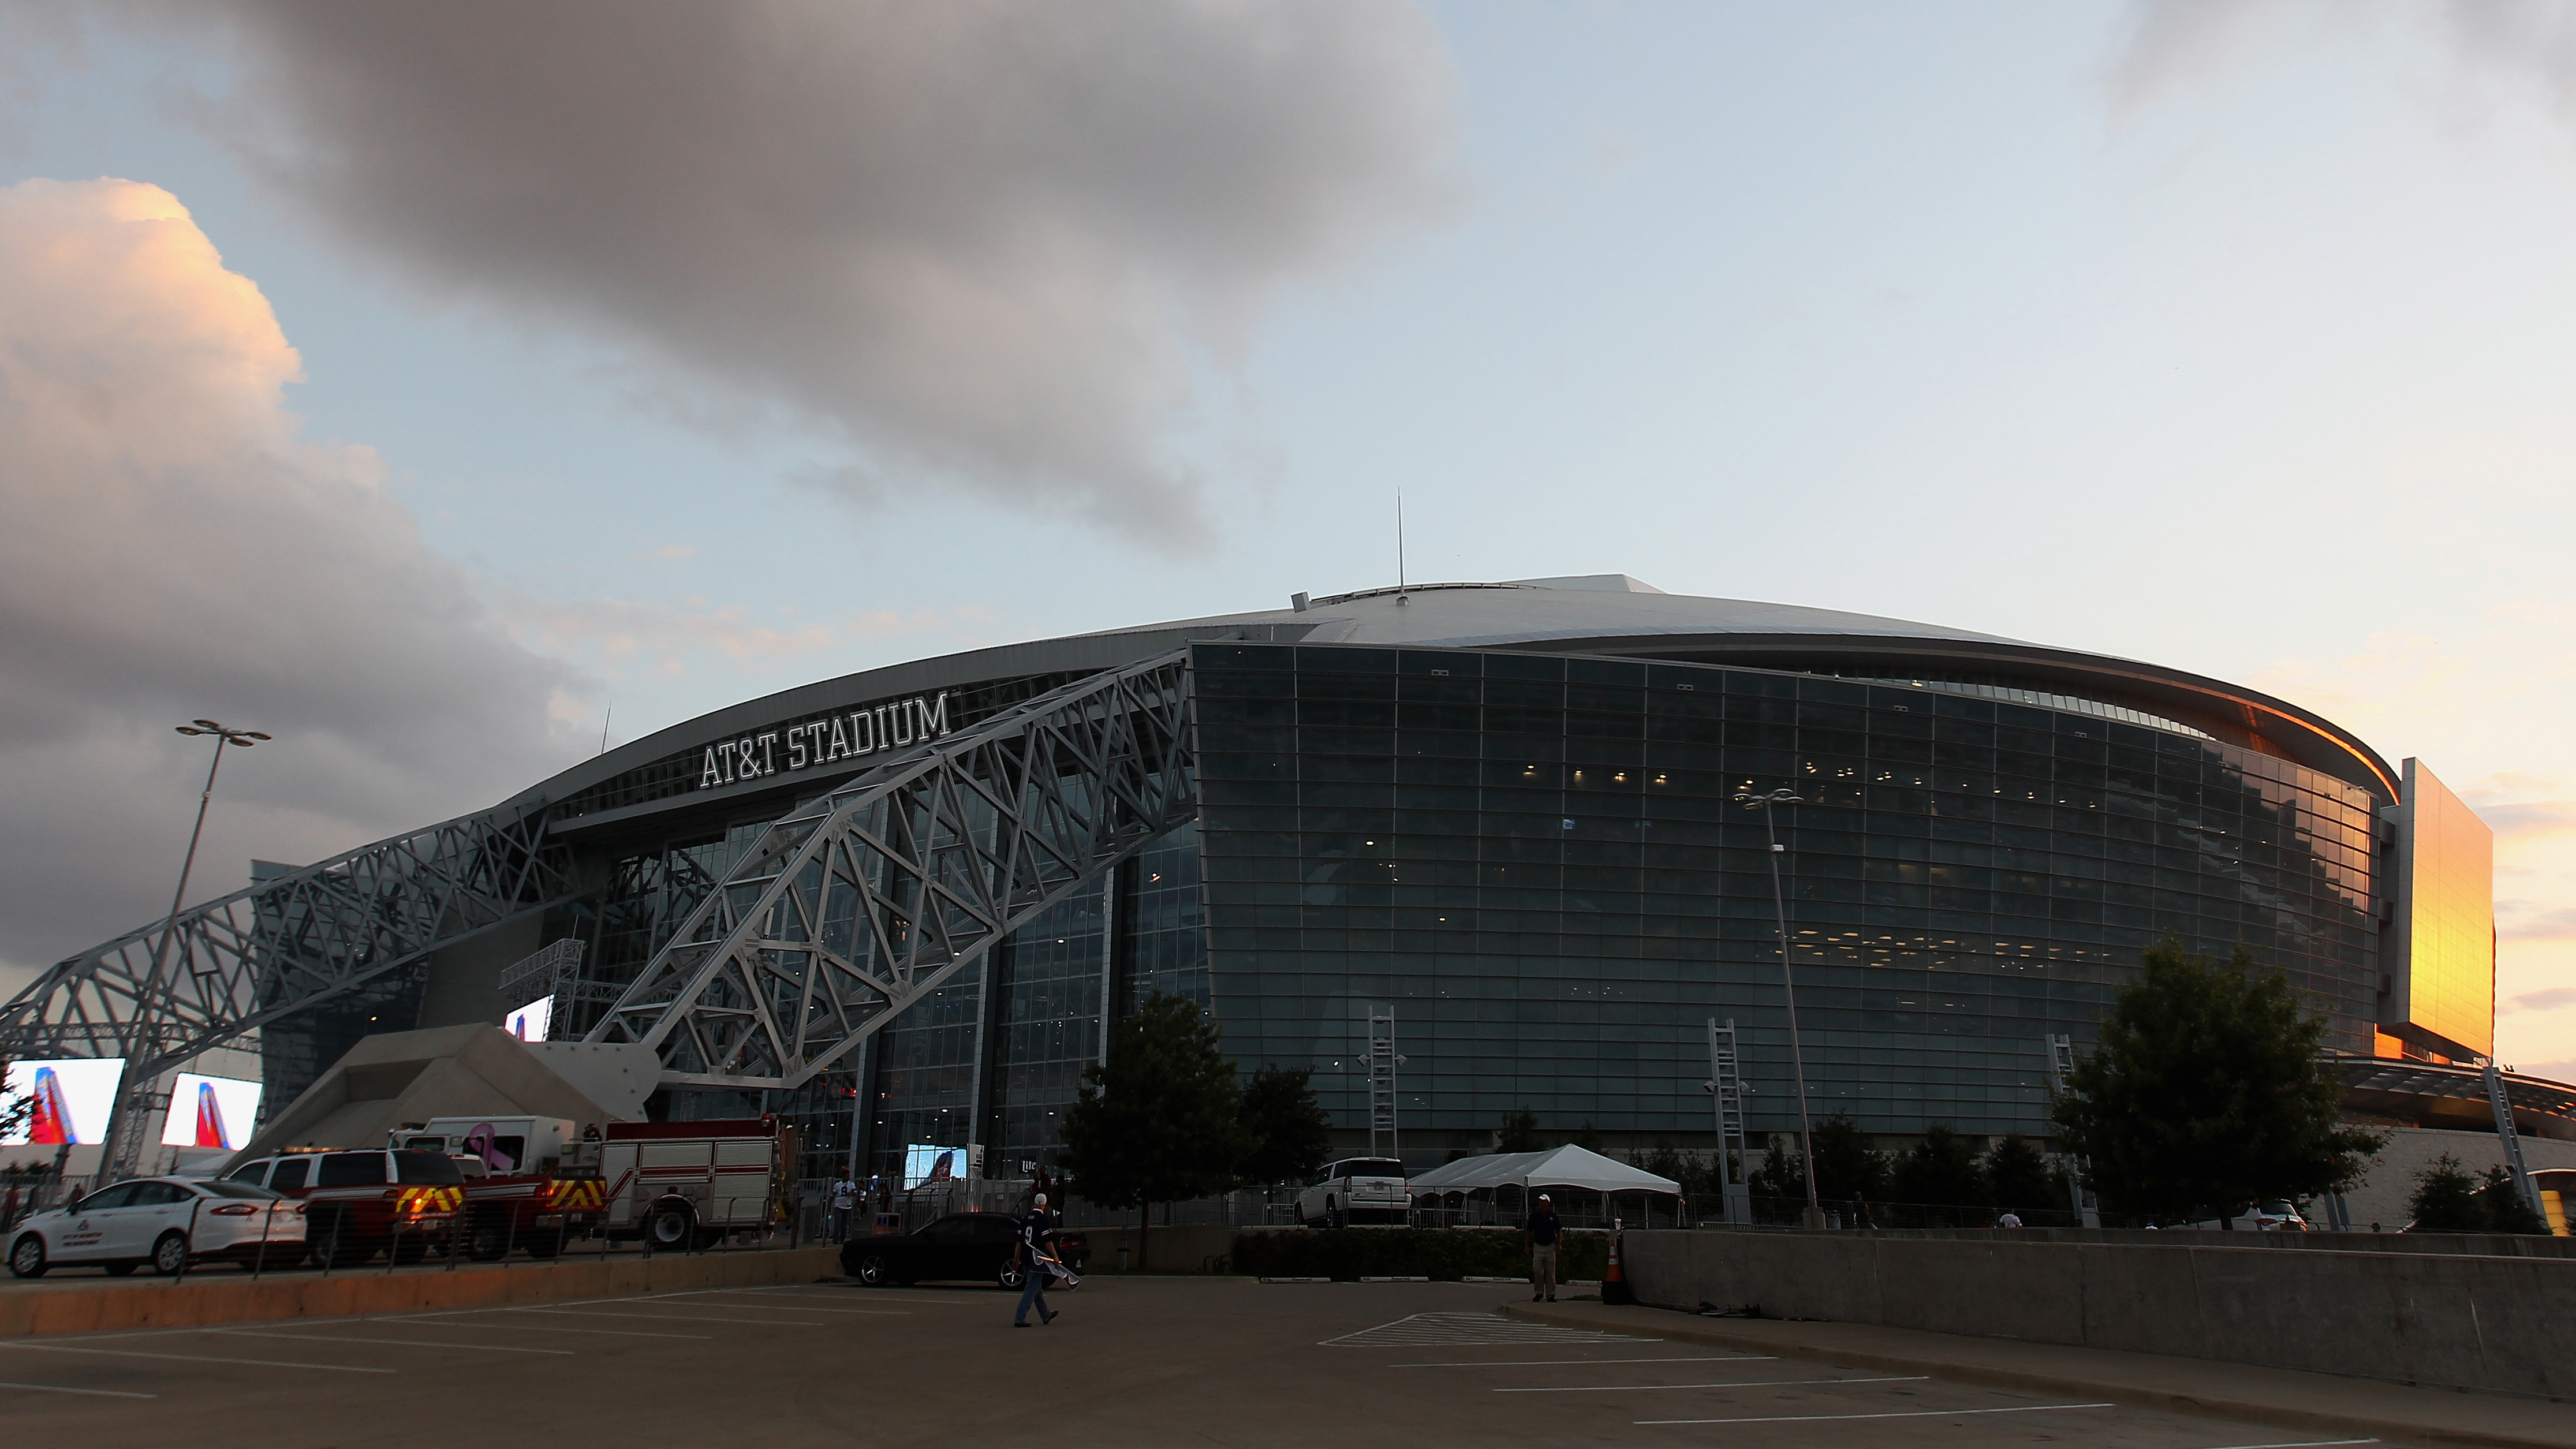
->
0, 1276, 2469, 1448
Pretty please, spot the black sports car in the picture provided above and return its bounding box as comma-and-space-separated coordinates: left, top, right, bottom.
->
839, 1211, 1087, 1289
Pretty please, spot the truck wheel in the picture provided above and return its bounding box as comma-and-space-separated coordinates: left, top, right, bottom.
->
645, 1203, 695, 1251
8, 1235, 45, 1278
466, 1215, 510, 1262
152, 1231, 191, 1276
852, 1252, 891, 1287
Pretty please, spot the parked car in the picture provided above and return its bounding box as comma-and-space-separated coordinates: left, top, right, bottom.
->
839, 1211, 1086, 1289
1296, 1158, 1409, 1228
225, 1148, 465, 1266
8, 1176, 305, 1278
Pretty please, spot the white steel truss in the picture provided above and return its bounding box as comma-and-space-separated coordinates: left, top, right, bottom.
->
0, 802, 575, 1175
585, 650, 1196, 1092
1367, 1004, 1399, 1160
1704, 1018, 1752, 1225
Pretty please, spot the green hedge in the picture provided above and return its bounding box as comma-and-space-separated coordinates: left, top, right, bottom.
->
1229, 1227, 1608, 1282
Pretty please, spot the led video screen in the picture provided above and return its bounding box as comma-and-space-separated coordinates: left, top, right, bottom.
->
158, 1072, 263, 1149
903, 1143, 964, 1190
0, 1058, 128, 1146
506, 995, 555, 1043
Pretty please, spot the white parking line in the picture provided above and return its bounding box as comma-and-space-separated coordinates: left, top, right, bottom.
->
1638, 1401, 2118, 1426
2186, 1441, 2376, 1449
1501, 1375, 1929, 1394
379, 1316, 711, 1340
496, 1307, 826, 1327
654, 1299, 910, 1316
211, 1330, 575, 1355
0, 1379, 160, 1399
701, 1288, 985, 1307
0, 1342, 395, 1374
1390, 1355, 1774, 1369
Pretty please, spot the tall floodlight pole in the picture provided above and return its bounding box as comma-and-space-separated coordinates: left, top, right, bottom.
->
1735, 787, 1823, 1228
98, 720, 272, 1182
150, 722, 272, 980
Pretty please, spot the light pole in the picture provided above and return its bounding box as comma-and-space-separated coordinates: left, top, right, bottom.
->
150, 721, 272, 980
1735, 787, 1823, 1228
99, 720, 271, 1183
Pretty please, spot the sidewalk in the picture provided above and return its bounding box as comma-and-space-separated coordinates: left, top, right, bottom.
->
1501, 1299, 2575, 1449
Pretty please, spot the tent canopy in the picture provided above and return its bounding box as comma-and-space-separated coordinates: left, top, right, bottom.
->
1407, 1144, 1680, 1196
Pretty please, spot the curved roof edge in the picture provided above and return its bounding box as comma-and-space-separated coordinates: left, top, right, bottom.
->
510, 580, 2399, 816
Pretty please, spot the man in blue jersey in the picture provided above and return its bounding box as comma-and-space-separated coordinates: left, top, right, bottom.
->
1014, 1193, 1062, 1327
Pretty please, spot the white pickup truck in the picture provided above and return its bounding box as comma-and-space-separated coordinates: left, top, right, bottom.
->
1294, 1157, 1410, 1228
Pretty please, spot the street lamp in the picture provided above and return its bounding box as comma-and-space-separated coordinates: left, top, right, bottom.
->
151, 721, 272, 980
1735, 786, 1823, 1228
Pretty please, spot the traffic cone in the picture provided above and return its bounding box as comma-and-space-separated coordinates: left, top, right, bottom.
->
1601, 1231, 1636, 1306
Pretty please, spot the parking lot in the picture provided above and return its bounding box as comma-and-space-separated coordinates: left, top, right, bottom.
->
0, 1278, 2429, 1448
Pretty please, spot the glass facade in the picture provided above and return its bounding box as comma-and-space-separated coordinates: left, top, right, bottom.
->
377, 629, 2385, 1174
1192, 642, 2383, 1145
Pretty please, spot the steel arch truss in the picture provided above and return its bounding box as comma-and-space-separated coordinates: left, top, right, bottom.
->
589, 649, 1196, 1092
0, 803, 574, 1085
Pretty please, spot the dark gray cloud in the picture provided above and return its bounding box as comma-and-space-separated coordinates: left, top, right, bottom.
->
166, 0, 1458, 539
0, 177, 574, 987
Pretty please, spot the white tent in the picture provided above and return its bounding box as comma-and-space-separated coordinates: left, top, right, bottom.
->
1407, 1144, 1681, 1196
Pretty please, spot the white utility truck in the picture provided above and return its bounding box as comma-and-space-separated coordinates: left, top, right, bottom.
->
599, 1116, 798, 1250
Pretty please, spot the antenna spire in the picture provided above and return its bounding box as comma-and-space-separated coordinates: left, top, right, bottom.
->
1397, 490, 1408, 604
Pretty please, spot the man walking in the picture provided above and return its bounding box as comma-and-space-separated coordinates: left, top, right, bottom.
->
1014, 1192, 1061, 1328
1524, 1192, 1562, 1303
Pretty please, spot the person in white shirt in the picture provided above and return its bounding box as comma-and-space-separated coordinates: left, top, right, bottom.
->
1995, 1209, 2024, 1230
829, 1178, 858, 1241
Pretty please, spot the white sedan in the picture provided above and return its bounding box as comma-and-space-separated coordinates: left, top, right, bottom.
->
8, 1175, 306, 1278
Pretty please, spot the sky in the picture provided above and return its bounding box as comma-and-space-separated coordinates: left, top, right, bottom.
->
2, 1, 2574, 1078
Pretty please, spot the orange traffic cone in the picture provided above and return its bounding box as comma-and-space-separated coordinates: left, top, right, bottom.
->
1601, 1231, 1636, 1306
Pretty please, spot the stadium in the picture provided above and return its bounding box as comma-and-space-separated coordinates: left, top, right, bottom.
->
8, 574, 2572, 1213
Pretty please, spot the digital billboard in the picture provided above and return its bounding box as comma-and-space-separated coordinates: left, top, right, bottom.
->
0, 1058, 128, 1146
158, 1072, 263, 1150
903, 1143, 964, 1190
2385, 759, 2496, 1060
506, 995, 555, 1043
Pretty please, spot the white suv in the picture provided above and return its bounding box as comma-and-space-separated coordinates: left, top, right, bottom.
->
1295, 1158, 1409, 1228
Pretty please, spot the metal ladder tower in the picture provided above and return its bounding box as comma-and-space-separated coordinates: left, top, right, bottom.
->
2044, 1034, 2103, 1228
1705, 1018, 1753, 1226
1367, 1004, 1400, 1161
2483, 1057, 2546, 1223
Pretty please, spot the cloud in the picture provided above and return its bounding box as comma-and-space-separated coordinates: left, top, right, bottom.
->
499, 592, 975, 683
2504, 987, 2576, 1014
149, 1, 1458, 541
2500, 906, 2576, 942
0, 177, 573, 973
2478, 799, 2576, 840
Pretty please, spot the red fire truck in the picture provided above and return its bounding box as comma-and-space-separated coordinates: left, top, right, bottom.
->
389, 1117, 607, 1260
599, 1117, 798, 1251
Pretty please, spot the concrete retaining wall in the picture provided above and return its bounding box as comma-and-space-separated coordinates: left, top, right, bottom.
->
1626, 1230, 2574, 1399
0, 1246, 841, 1339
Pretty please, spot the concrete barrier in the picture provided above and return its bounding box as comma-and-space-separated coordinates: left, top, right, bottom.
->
0, 1246, 842, 1339
1625, 1230, 2576, 1399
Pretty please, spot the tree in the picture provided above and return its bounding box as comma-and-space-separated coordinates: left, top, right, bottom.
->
2476, 1166, 2550, 1236
1890, 1125, 1983, 1208
2411, 1155, 2549, 1235
1496, 1107, 1543, 1154
1237, 1064, 1332, 1190
2409, 1153, 2484, 1231
1807, 1112, 1887, 1204
1634, 1137, 1689, 1189
2052, 940, 2383, 1226
1981, 1133, 2059, 1218
1058, 991, 1244, 1268
1748, 1134, 1805, 1222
